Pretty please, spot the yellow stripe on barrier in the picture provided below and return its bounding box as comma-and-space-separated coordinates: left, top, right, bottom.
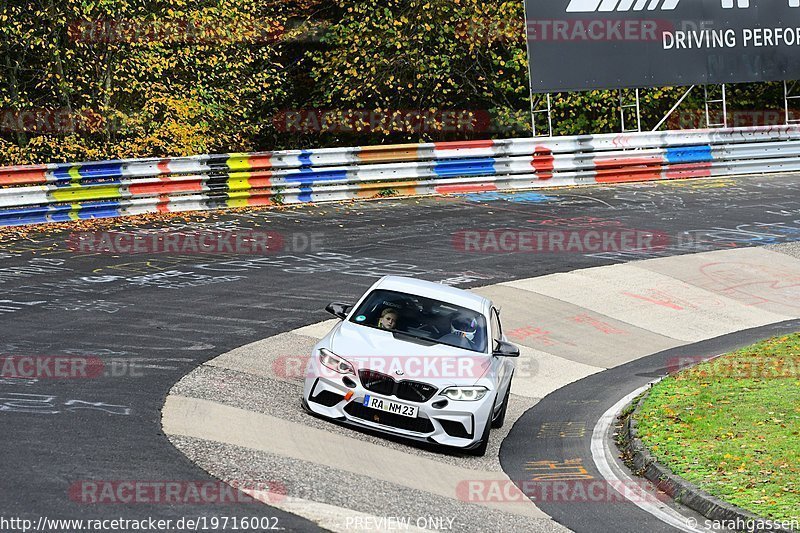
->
226, 154, 253, 172
226, 175, 252, 191
225, 198, 251, 208
51, 185, 122, 203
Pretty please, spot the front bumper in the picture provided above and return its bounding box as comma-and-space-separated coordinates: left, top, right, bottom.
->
302, 362, 495, 450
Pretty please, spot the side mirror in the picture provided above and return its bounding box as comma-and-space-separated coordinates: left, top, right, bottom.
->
325, 302, 352, 320
493, 340, 520, 358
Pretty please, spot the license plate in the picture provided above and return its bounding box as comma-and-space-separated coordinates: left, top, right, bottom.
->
363, 395, 418, 418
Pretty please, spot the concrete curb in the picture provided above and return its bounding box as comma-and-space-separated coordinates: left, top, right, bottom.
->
621, 386, 798, 533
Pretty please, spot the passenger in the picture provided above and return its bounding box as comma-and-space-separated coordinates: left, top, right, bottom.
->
378, 308, 399, 330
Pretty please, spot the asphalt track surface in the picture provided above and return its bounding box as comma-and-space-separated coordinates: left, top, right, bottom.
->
2, 175, 800, 531
499, 319, 800, 533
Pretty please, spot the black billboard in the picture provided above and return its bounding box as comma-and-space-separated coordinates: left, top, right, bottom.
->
525, 0, 800, 93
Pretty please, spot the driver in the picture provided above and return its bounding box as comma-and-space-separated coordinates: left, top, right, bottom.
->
378, 308, 399, 330
449, 316, 478, 343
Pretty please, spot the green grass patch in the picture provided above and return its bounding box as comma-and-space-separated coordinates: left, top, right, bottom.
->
636, 333, 800, 522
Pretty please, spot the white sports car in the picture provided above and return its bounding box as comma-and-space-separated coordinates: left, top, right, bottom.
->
302, 275, 519, 456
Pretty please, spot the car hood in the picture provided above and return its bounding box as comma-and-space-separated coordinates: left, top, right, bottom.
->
323, 321, 492, 386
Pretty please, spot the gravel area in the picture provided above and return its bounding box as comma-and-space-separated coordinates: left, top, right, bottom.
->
168, 435, 568, 533
769, 241, 800, 259
170, 364, 539, 472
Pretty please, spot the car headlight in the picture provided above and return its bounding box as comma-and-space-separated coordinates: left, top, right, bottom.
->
441, 386, 489, 401
318, 348, 355, 375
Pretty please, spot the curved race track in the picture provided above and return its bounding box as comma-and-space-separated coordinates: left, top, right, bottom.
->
2, 175, 800, 532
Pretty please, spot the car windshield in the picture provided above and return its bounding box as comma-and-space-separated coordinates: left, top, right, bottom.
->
349, 289, 488, 353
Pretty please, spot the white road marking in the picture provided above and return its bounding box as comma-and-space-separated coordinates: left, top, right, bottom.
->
242, 491, 433, 533
590, 384, 713, 533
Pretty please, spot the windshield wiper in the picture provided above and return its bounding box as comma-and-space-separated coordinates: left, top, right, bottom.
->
390, 330, 437, 346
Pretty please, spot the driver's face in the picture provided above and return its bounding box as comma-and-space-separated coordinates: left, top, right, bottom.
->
379, 313, 397, 329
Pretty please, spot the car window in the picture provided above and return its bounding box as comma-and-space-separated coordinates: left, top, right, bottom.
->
349, 289, 488, 353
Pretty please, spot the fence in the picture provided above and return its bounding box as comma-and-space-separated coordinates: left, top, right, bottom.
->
1, 125, 800, 226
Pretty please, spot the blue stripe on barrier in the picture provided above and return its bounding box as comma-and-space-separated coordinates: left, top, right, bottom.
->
52, 165, 76, 181
50, 164, 125, 184
48, 212, 74, 222
433, 158, 496, 178
0, 200, 124, 225
0, 213, 49, 225
298, 151, 313, 168
666, 145, 713, 164
0, 207, 49, 222
80, 200, 121, 208
78, 162, 125, 180
284, 169, 349, 186
77, 207, 121, 219
297, 187, 313, 203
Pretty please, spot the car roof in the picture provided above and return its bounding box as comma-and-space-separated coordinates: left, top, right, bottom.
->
372, 276, 489, 313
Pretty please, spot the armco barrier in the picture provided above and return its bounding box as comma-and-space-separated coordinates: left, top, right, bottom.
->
2, 125, 800, 226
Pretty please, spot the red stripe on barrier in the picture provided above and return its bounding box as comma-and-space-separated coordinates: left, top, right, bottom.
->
531, 147, 554, 180
156, 195, 170, 213
433, 140, 495, 150
435, 183, 499, 194
594, 156, 669, 183
129, 179, 204, 195
595, 165, 663, 183
0, 167, 48, 186
247, 197, 274, 206
665, 162, 712, 179
246, 154, 272, 171
244, 170, 272, 190
157, 160, 171, 174
247, 177, 272, 189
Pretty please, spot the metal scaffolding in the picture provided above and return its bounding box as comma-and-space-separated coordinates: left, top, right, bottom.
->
531, 93, 553, 138
704, 84, 728, 128
785, 81, 800, 125
619, 89, 642, 133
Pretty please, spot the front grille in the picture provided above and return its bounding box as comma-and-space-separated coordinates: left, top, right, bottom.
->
358, 370, 438, 403
359, 370, 395, 396
344, 402, 435, 434
395, 380, 438, 402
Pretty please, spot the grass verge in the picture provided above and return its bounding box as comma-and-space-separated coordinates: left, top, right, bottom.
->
636, 333, 800, 522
